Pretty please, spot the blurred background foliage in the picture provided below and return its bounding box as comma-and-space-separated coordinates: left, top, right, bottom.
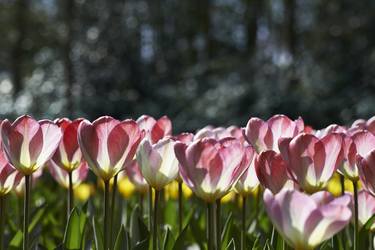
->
0, 0, 374, 131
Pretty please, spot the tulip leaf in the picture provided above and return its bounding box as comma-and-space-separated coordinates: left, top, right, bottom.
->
92, 217, 104, 250
28, 206, 47, 233
114, 225, 130, 250
172, 223, 189, 250
8, 230, 23, 249
220, 212, 233, 249
130, 205, 149, 247
224, 238, 235, 250
132, 238, 149, 250
63, 207, 87, 250
162, 228, 175, 250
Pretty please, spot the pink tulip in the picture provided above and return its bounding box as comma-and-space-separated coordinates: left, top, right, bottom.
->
264, 189, 352, 250
279, 133, 344, 193
234, 145, 259, 195
174, 137, 250, 202
0, 148, 22, 196
194, 126, 232, 141
351, 116, 375, 135
136, 115, 172, 144
174, 132, 194, 144
48, 160, 88, 189
314, 124, 346, 138
1, 115, 62, 175
51, 118, 84, 172
137, 137, 179, 190
13, 168, 43, 196
78, 116, 143, 181
125, 159, 148, 193
356, 190, 375, 231
255, 150, 293, 194
244, 114, 304, 153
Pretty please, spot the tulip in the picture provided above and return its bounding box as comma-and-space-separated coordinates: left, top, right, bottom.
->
175, 137, 250, 250
244, 114, 304, 153
125, 159, 148, 193
48, 160, 88, 189
1, 115, 62, 250
255, 150, 293, 194
278, 133, 344, 194
137, 137, 179, 250
78, 116, 142, 250
234, 145, 258, 250
264, 189, 352, 250
194, 126, 232, 141
356, 190, 375, 231
136, 115, 172, 144
50, 118, 85, 214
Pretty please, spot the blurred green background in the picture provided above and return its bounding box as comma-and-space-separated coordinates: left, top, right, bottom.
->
0, 0, 374, 131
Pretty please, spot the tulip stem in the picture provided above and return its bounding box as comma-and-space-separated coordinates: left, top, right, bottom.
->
241, 195, 246, 250
148, 186, 152, 231
109, 174, 118, 249
23, 174, 30, 250
103, 180, 110, 250
353, 180, 359, 250
153, 189, 159, 250
340, 174, 345, 195
207, 203, 216, 250
140, 193, 144, 216
178, 181, 183, 233
67, 171, 74, 217
216, 199, 221, 249
0, 195, 6, 250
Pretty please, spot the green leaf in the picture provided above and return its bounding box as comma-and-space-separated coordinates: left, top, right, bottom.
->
114, 225, 130, 250
172, 224, 189, 250
28, 206, 46, 233
132, 238, 149, 250
63, 207, 87, 250
163, 228, 175, 250
130, 205, 149, 247
8, 230, 23, 249
224, 239, 235, 250
92, 217, 104, 250
220, 212, 233, 250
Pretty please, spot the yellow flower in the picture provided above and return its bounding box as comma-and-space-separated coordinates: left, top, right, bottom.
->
221, 191, 235, 203
74, 183, 95, 202
164, 181, 193, 200
118, 177, 136, 198
327, 173, 361, 196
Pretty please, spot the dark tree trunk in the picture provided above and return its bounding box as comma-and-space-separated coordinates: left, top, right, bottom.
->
12, 0, 28, 97
63, 0, 75, 116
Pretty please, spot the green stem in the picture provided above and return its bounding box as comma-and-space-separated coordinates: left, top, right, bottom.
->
153, 189, 160, 250
140, 193, 144, 216
271, 226, 276, 247
340, 174, 345, 195
109, 174, 118, 249
216, 199, 221, 249
207, 203, 213, 250
241, 196, 246, 250
23, 174, 30, 250
148, 186, 152, 231
103, 180, 110, 250
353, 180, 358, 250
0, 195, 6, 250
67, 171, 73, 217
178, 181, 183, 233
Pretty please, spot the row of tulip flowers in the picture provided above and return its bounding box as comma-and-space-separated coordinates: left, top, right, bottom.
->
1, 114, 375, 249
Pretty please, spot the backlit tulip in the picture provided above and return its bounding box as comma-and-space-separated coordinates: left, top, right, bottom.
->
137, 137, 179, 190
255, 150, 293, 194
78, 116, 143, 181
194, 126, 232, 141
244, 114, 304, 153
51, 118, 84, 172
279, 133, 344, 193
1, 116, 62, 175
48, 160, 88, 189
339, 135, 359, 181
0, 150, 22, 196
174, 137, 250, 202
125, 159, 148, 193
264, 189, 352, 250
234, 145, 259, 196
356, 190, 375, 231
136, 115, 172, 144
13, 168, 43, 197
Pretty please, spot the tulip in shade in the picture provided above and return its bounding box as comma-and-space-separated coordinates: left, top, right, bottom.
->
78, 117, 143, 181
1, 116, 62, 175
125, 159, 148, 193
356, 190, 375, 231
136, 115, 172, 144
174, 137, 250, 202
51, 118, 84, 172
137, 138, 179, 190
264, 189, 352, 250
255, 150, 293, 194
279, 133, 344, 193
48, 161, 88, 189
244, 114, 304, 153
234, 145, 259, 196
